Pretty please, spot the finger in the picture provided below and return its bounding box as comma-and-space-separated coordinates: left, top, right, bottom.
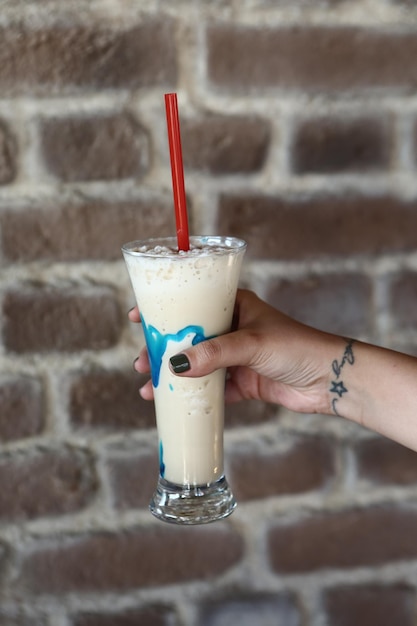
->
134, 347, 151, 374
139, 379, 154, 400
128, 306, 141, 323
224, 378, 246, 403
169, 329, 259, 378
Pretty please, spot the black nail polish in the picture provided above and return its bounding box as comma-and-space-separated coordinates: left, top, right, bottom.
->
170, 354, 190, 374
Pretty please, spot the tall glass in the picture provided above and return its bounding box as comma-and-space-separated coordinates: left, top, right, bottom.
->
122, 236, 246, 524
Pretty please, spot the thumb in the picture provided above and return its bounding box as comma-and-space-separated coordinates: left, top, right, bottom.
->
169, 330, 255, 378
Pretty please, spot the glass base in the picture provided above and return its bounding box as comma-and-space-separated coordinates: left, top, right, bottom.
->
149, 475, 236, 525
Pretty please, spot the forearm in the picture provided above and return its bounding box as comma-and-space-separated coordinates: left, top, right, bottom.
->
324, 337, 417, 451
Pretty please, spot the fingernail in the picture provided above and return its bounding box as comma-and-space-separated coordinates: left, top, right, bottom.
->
133, 357, 139, 371
170, 353, 190, 374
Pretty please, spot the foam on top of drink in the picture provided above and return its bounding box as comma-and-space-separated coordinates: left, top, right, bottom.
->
132, 243, 232, 257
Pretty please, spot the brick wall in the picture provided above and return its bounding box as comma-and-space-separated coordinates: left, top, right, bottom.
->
1, 1, 417, 625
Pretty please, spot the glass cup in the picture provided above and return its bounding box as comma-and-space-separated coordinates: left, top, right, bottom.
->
122, 236, 246, 524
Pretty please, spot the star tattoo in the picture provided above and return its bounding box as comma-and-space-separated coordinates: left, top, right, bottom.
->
330, 380, 348, 398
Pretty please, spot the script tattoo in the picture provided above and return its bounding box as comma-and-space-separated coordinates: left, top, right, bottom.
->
330, 339, 355, 416
332, 340, 354, 378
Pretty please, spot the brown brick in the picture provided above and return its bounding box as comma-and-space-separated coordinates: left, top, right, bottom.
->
389, 271, 417, 331
199, 592, 301, 626
0, 447, 97, 521
218, 194, 417, 260
266, 273, 372, 336
0, 376, 44, 442
0, 120, 17, 184
269, 505, 417, 573
0, 199, 175, 263
2, 284, 122, 353
323, 584, 416, 626
0, 21, 177, 94
355, 437, 417, 486
73, 606, 174, 626
40, 114, 148, 182
291, 116, 392, 174
181, 114, 270, 174
225, 400, 277, 428
229, 436, 335, 502
69, 368, 155, 432
18, 525, 244, 593
207, 25, 417, 92
108, 450, 158, 510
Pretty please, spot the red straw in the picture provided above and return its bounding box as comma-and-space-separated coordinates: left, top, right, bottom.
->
165, 93, 190, 252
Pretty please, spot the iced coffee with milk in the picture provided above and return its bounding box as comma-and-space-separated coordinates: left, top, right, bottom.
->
122, 235, 246, 524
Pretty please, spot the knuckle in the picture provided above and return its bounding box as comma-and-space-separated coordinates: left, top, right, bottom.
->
197, 338, 223, 363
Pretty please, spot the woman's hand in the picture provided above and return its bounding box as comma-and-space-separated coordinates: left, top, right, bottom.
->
129, 289, 339, 415
130, 288, 417, 452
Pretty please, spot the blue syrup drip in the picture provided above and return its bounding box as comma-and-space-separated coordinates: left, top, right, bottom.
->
169, 384, 174, 391
159, 440, 165, 478
140, 314, 211, 387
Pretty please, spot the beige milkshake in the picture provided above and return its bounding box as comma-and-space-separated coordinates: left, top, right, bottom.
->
122, 235, 246, 523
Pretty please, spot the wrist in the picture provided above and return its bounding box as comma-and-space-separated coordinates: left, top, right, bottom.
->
308, 332, 359, 419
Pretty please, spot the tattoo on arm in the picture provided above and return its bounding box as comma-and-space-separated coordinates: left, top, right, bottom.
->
330, 339, 355, 416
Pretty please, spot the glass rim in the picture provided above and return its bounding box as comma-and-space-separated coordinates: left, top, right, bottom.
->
121, 235, 247, 258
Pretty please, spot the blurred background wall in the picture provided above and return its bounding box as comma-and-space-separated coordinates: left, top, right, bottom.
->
1, 0, 417, 624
